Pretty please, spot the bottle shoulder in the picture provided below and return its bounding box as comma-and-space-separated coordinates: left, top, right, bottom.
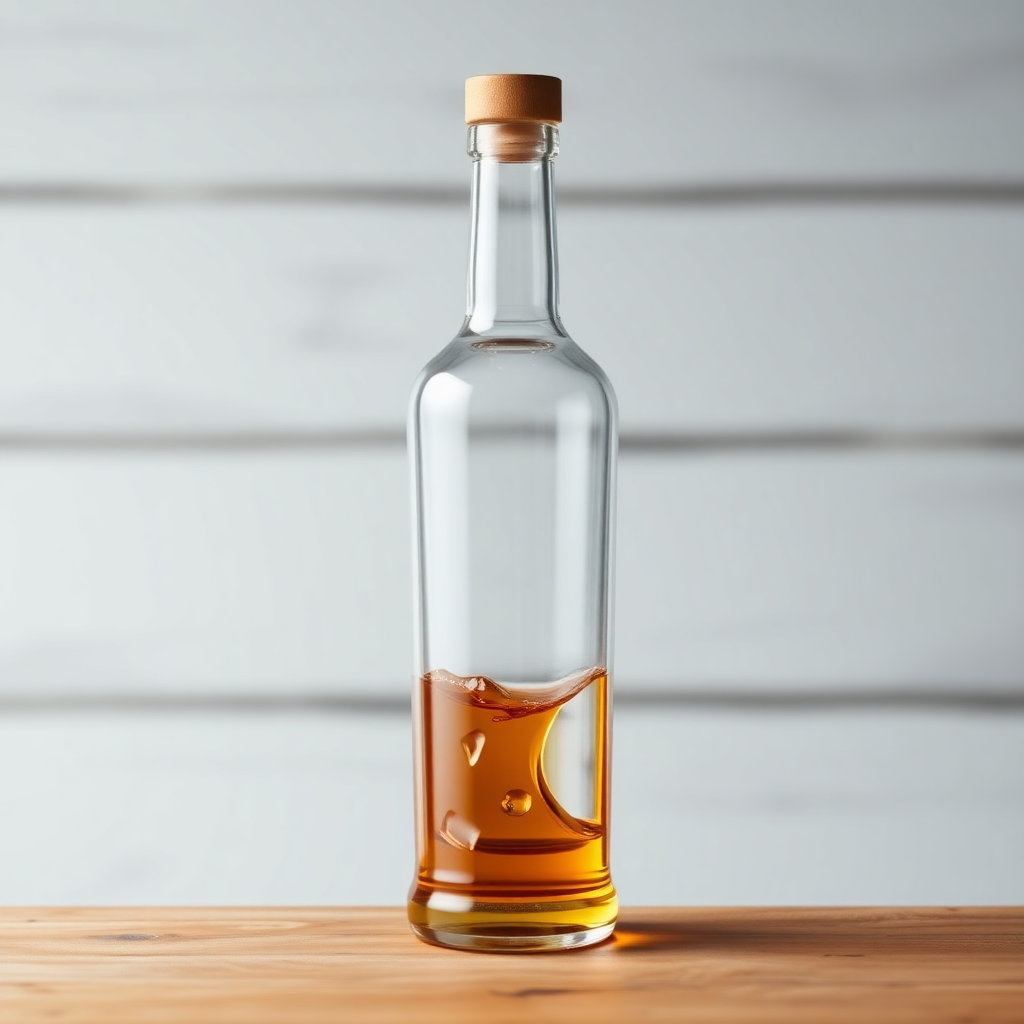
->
411, 336, 616, 419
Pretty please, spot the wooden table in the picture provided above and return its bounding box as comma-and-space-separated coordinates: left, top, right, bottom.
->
1, 907, 1021, 1022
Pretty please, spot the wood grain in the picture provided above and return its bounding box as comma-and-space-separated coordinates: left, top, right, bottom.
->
1, 907, 1021, 1023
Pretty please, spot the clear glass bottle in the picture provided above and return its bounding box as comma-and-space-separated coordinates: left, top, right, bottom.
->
407, 75, 617, 952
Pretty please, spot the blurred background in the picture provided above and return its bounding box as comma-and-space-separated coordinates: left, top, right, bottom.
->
0, 0, 1022, 905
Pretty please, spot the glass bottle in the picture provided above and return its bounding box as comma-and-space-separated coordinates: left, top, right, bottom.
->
407, 75, 617, 952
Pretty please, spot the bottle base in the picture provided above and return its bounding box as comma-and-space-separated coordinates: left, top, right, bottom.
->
410, 920, 614, 952
407, 886, 617, 952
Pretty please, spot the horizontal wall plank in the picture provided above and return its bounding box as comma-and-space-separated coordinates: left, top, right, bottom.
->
618, 452, 1024, 690
0, 451, 1019, 696
0, 1, 1021, 184
0, 706, 1021, 904
0, 207, 1020, 433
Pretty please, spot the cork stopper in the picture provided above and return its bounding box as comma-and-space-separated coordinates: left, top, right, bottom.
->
465, 74, 562, 125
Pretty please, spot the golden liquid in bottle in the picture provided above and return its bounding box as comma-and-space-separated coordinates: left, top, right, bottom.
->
408, 667, 617, 951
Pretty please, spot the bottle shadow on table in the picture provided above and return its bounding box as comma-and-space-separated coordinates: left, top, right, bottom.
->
612, 919, 715, 953
610, 912, 872, 956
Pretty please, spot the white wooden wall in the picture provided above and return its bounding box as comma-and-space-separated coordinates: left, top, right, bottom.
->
1, 1, 1022, 904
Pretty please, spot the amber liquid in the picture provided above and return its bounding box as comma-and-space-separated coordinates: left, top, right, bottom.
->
408, 667, 616, 951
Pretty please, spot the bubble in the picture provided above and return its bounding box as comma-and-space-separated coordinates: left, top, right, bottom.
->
438, 810, 480, 851
461, 730, 486, 767
501, 789, 532, 816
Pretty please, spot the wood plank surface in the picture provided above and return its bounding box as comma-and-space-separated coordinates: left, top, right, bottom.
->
2, 2, 1021, 184
1, 907, 1021, 1023
2, 452, 1021, 697
1, 208, 1021, 434
2, 710, 1023, 908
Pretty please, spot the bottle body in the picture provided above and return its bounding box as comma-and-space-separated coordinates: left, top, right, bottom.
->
407, 98, 617, 951
408, 336, 618, 950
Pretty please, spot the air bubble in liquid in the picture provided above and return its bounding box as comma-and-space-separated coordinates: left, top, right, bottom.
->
439, 810, 480, 851
460, 729, 485, 767
501, 789, 532, 816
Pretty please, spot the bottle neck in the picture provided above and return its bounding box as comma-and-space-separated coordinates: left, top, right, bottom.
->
463, 123, 563, 337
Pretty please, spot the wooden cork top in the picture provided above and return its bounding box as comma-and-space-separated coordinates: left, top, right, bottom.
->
465, 74, 562, 125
